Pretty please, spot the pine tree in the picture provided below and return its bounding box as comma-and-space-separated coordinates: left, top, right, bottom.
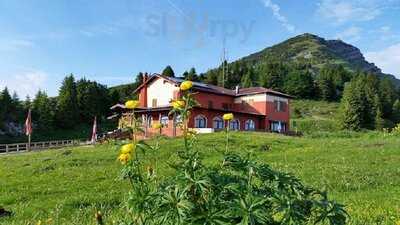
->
0, 88, 13, 122
392, 99, 400, 124
340, 82, 362, 130
373, 94, 385, 130
258, 62, 287, 91
162, 65, 175, 77
56, 74, 79, 128
33, 90, 54, 131
184, 68, 199, 81
76, 78, 110, 123
204, 70, 219, 86
340, 78, 370, 130
379, 78, 398, 118
284, 70, 314, 98
241, 71, 253, 88
316, 75, 335, 101
23, 95, 32, 111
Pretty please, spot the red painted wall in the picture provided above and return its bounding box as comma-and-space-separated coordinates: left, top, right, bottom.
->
194, 92, 234, 110
139, 86, 147, 107
137, 87, 291, 133
188, 108, 263, 131
264, 99, 291, 131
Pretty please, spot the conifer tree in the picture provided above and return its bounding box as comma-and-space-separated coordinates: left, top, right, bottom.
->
392, 99, 400, 124
241, 71, 253, 88
184, 68, 199, 81
316, 75, 335, 101
258, 62, 287, 91
340, 78, 367, 130
284, 70, 314, 98
56, 74, 79, 128
0, 88, 13, 123
379, 78, 398, 118
33, 90, 54, 130
373, 94, 385, 130
76, 78, 110, 122
162, 65, 175, 77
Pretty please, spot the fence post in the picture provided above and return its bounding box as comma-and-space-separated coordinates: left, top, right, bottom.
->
6, 145, 9, 153
17, 144, 19, 152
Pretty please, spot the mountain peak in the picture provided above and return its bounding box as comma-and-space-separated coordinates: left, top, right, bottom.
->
234, 33, 400, 85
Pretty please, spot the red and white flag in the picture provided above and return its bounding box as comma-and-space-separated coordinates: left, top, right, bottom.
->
91, 116, 97, 143
25, 109, 32, 136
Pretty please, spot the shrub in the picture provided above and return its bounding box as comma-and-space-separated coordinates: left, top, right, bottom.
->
112, 82, 348, 225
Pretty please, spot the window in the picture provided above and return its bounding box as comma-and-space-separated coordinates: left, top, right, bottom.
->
229, 119, 240, 130
195, 115, 207, 128
152, 99, 157, 107
271, 121, 286, 133
213, 117, 224, 129
274, 100, 287, 112
160, 116, 169, 127
245, 120, 255, 131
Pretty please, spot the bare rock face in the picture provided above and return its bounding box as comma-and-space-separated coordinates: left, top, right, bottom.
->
326, 40, 382, 74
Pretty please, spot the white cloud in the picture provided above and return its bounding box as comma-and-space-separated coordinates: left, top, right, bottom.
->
380, 26, 391, 33
317, 0, 381, 24
0, 70, 48, 98
336, 26, 362, 43
0, 39, 35, 52
260, 0, 296, 33
365, 43, 400, 78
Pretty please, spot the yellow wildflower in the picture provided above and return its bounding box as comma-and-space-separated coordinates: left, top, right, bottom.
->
171, 100, 185, 109
152, 123, 163, 129
125, 100, 139, 109
180, 81, 193, 91
118, 153, 132, 164
120, 143, 135, 154
223, 113, 234, 121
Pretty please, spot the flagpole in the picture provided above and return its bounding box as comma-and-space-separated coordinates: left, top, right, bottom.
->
25, 109, 32, 152
28, 133, 31, 151
91, 116, 97, 145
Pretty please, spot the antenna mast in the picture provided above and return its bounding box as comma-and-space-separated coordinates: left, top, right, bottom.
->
221, 37, 228, 88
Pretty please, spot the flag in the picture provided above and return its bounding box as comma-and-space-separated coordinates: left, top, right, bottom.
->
25, 109, 32, 136
91, 116, 97, 143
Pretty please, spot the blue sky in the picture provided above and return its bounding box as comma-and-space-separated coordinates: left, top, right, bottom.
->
0, 0, 399, 98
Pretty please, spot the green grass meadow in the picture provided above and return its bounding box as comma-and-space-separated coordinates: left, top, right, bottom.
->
1, 131, 400, 224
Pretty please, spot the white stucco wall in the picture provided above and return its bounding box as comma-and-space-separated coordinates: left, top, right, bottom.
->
147, 78, 179, 107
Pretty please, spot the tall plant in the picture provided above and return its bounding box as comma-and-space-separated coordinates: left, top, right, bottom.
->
114, 81, 348, 225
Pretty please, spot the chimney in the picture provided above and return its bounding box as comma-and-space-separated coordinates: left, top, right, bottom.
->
235, 85, 240, 95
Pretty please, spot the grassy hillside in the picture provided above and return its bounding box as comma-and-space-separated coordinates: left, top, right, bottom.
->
1, 132, 400, 224
291, 100, 341, 133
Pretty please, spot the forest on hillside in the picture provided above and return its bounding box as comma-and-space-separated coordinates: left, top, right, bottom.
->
1, 61, 400, 143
